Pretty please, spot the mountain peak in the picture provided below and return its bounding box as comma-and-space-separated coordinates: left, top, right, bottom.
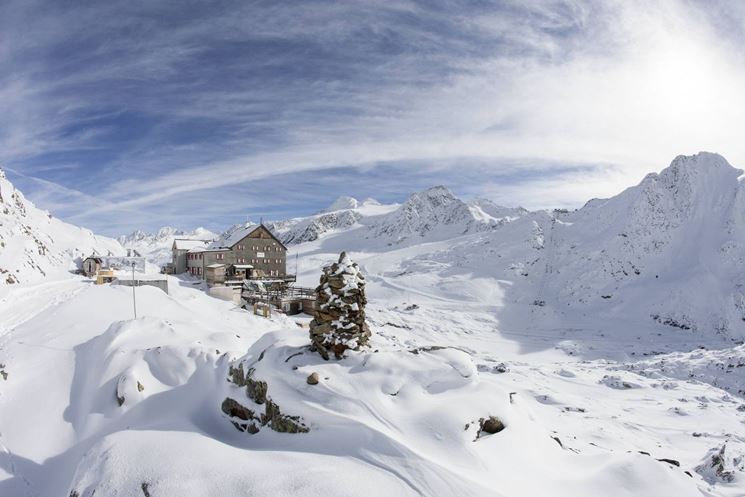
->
420, 185, 454, 197
658, 152, 740, 182
651, 152, 742, 205
404, 186, 459, 210
323, 196, 359, 213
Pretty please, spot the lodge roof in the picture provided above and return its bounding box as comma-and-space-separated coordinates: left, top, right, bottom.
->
173, 239, 210, 251
209, 224, 287, 251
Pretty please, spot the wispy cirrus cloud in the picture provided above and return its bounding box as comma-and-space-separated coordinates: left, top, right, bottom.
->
1, 0, 744, 235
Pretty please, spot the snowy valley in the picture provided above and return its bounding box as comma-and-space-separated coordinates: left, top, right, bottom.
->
1, 152, 745, 497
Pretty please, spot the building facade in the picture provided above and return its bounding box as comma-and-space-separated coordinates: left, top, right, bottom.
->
172, 239, 210, 273
182, 225, 288, 283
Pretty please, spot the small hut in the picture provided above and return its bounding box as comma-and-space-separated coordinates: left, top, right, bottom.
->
82, 256, 103, 277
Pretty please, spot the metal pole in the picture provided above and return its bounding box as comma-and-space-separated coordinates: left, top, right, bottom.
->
131, 261, 137, 319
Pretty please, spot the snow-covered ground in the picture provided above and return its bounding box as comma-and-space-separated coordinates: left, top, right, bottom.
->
2, 153, 745, 496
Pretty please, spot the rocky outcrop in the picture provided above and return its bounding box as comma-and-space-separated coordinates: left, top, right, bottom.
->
479, 416, 505, 435
695, 443, 744, 484
309, 252, 371, 359
222, 362, 309, 434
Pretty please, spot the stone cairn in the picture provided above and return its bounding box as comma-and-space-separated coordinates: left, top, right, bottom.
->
309, 252, 371, 359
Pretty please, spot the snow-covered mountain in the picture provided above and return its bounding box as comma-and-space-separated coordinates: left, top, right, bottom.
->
117, 226, 216, 266
319, 195, 359, 212
366, 185, 529, 245
290, 152, 745, 340
3, 152, 745, 497
264, 188, 528, 248
0, 169, 123, 286
468, 197, 529, 222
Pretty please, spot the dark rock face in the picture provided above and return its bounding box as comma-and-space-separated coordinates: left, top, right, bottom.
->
479, 416, 505, 435
309, 252, 371, 359
221, 397, 255, 420
222, 363, 309, 434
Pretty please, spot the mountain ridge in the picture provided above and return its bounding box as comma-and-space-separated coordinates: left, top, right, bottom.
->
0, 168, 123, 286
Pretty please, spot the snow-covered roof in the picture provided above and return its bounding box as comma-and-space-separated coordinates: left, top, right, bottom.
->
233, 264, 254, 269
210, 224, 286, 250
187, 246, 228, 254
206, 263, 226, 269
173, 239, 208, 250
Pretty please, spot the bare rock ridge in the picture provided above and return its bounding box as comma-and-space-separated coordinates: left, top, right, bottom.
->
309, 251, 371, 359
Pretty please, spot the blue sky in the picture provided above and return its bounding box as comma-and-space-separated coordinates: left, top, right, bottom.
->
2, 0, 744, 236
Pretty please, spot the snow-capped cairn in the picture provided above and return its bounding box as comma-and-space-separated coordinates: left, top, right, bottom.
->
309, 251, 371, 359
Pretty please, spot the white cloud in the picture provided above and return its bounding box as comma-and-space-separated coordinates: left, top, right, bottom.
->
2, 0, 745, 231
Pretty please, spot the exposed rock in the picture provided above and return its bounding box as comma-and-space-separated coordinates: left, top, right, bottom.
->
307, 372, 320, 385
116, 384, 125, 406
695, 442, 744, 484
479, 416, 505, 435
223, 361, 309, 434
263, 399, 309, 433
309, 252, 371, 359
246, 376, 268, 405
221, 397, 255, 421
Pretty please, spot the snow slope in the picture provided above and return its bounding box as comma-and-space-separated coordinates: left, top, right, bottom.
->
2, 152, 745, 496
292, 153, 745, 341
0, 169, 123, 287
2, 277, 736, 497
